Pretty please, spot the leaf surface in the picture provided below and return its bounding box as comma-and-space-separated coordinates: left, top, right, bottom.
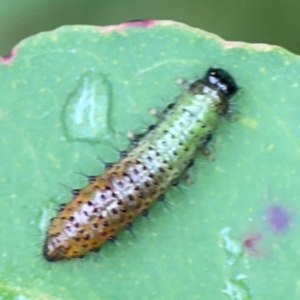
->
0, 20, 299, 300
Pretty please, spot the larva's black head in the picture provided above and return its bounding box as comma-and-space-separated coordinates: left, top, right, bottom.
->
204, 68, 238, 99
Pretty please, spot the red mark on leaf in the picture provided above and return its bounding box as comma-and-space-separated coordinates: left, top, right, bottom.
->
99, 20, 156, 33
123, 19, 156, 27
265, 205, 291, 234
243, 233, 263, 256
0, 47, 17, 64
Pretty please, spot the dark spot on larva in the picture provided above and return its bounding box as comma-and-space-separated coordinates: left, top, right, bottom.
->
144, 181, 151, 188
147, 156, 152, 161
125, 223, 132, 230
120, 150, 128, 158
121, 207, 127, 212
130, 139, 138, 147
58, 203, 66, 212
134, 186, 140, 191
165, 103, 175, 111
171, 178, 180, 186
138, 193, 144, 199
87, 201, 93, 206
105, 162, 113, 168
69, 216, 74, 221
78, 229, 84, 234
82, 244, 88, 248
186, 160, 194, 169
112, 208, 118, 214
117, 200, 123, 205
108, 236, 116, 243
117, 181, 124, 188
74, 223, 79, 228
84, 234, 90, 240
103, 221, 109, 226
91, 247, 101, 253
72, 189, 80, 196
142, 209, 148, 217
128, 195, 134, 201
101, 194, 107, 200
87, 175, 97, 183
173, 151, 178, 156
158, 195, 165, 202
101, 232, 108, 237
148, 124, 156, 131
92, 223, 98, 229
105, 186, 111, 190
83, 211, 89, 217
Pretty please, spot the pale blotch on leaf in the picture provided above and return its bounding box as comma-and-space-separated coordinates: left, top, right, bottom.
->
222, 274, 251, 300
62, 70, 114, 143
219, 227, 243, 266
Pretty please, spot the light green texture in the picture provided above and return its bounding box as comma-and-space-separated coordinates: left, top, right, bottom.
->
0, 21, 299, 299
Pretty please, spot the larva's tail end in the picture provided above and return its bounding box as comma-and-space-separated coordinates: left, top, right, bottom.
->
42, 237, 68, 262
43, 238, 61, 262
204, 68, 238, 99
43, 236, 86, 262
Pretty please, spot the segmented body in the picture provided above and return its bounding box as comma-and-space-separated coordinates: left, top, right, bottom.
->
43, 68, 238, 261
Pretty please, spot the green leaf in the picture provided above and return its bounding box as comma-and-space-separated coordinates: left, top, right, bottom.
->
1, 20, 299, 299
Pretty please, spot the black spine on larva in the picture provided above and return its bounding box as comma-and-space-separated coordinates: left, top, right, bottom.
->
204, 68, 238, 99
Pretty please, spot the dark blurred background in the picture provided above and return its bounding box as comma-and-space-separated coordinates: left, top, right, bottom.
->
0, 0, 299, 56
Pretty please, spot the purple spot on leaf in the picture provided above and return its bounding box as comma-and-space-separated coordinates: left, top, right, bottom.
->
265, 205, 291, 234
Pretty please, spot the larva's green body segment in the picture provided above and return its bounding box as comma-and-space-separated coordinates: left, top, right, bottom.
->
43, 68, 238, 262
131, 83, 224, 188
